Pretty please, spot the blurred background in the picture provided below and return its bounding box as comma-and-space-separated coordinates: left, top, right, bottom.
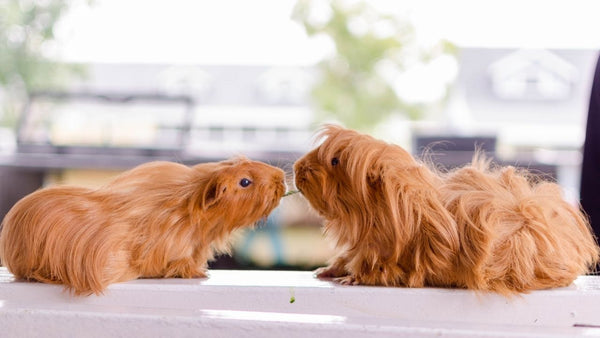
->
1, 0, 599, 270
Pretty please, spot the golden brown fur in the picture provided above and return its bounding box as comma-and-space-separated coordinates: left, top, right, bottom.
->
0, 157, 285, 295
294, 125, 599, 294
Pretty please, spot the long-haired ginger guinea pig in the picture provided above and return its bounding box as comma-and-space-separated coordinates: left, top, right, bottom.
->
0, 157, 285, 295
294, 125, 599, 295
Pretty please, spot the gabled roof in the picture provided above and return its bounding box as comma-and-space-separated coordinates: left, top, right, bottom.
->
487, 49, 579, 100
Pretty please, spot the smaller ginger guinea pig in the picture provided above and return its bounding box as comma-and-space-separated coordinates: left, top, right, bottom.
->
0, 157, 285, 295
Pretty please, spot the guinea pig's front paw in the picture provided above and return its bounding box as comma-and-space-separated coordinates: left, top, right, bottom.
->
314, 265, 349, 279
335, 275, 359, 286
164, 259, 209, 279
192, 271, 208, 279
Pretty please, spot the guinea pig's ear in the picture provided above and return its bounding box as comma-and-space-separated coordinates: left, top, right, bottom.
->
201, 177, 226, 209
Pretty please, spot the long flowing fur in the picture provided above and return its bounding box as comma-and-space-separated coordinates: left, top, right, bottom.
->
294, 125, 599, 295
0, 157, 285, 295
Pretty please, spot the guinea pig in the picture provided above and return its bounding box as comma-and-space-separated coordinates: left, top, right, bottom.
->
0, 157, 285, 295
294, 125, 599, 295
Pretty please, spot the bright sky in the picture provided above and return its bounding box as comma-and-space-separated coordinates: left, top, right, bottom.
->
53, 0, 600, 65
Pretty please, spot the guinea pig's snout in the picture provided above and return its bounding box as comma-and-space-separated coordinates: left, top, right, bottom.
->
293, 161, 310, 191
274, 170, 285, 184
272, 170, 286, 195
293, 161, 308, 178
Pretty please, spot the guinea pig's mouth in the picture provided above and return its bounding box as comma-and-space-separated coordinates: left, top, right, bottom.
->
293, 172, 336, 218
295, 170, 315, 198
276, 182, 286, 198
262, 183, 285, 216
294, 180, 307, 197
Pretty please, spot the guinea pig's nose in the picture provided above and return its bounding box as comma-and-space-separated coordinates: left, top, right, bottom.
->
292, 161, 302, 172
276, 172, 285, 182
293, 161, 306, 174
271, 172, 285, 188
275, 178, 285, 189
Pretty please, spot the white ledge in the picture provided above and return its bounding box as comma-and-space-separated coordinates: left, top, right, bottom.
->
1, 267, 600, 337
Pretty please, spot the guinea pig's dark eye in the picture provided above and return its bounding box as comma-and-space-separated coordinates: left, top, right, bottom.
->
239, 178, 252, 188
331, 157, 339, 166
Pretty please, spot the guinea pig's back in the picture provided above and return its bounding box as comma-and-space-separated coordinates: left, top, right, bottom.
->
443, 162, 599, 293
105, 161, 192, 194
0, 186, 128, 294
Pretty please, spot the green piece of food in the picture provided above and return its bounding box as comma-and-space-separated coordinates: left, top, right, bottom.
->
283, 190, 300, 197
289, 296, 295, 303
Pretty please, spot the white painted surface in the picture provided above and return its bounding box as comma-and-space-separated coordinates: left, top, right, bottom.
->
1, 267, 599, 337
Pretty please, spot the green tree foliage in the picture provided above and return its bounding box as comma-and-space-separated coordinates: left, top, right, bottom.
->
0, 0, 86, 126
293, 0, 456, 130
